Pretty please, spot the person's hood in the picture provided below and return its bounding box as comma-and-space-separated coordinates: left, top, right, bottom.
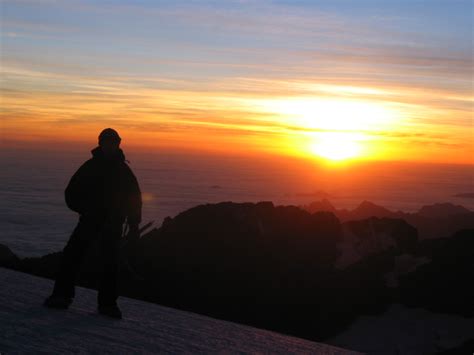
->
91, 146, 126, 162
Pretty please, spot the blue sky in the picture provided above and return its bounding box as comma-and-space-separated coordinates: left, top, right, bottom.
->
3, 0, 471, 82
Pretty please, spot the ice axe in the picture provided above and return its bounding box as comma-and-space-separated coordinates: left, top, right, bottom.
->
119, 220, 154, 281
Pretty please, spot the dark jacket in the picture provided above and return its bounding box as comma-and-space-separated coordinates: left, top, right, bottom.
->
65, 146, 142, 225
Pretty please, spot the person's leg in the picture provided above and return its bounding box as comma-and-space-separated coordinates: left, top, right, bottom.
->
97, 217, 124, 308
51, 214, 103, 299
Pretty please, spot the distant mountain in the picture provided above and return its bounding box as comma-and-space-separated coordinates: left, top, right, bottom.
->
300, 200, 474, 239
417, 202, 471, 218
351, 201, 395, 220
301, 198, 338, 213
294, 190, 335, 198
299, 199, 335, 214
454, 192, 474, 199
302, 199, 395, 221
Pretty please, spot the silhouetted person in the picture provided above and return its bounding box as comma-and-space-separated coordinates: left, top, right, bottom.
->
43, 128, 142, 319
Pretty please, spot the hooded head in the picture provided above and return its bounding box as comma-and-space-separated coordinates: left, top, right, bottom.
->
98, 128, 121, 157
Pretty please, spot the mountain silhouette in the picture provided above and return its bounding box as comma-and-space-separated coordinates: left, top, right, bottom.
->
301, 200, 474, 239
1, 201, 473, 352
417, 202, 472, 218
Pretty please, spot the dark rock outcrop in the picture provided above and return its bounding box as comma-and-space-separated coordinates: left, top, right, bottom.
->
2, 201, 473, 344
0, 244, 21, 269
398, 229, 474, 316
336, 217, 418, 268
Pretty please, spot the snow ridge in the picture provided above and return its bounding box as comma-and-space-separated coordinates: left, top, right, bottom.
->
0, 268, 357, 354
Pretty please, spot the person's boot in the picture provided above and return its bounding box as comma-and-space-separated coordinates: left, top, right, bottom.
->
43, 294, 72, 309
98, 303, 122, 319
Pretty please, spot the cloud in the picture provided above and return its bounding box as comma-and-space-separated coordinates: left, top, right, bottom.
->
1, 0, 472, 162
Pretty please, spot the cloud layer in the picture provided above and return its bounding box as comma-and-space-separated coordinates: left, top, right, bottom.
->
1, 0, 472, 163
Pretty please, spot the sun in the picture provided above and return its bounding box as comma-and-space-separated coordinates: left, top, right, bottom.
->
310, 132, 363, 161
247, 96, 399, 161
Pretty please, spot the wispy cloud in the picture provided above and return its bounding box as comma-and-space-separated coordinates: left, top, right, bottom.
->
1, 0, 472, 162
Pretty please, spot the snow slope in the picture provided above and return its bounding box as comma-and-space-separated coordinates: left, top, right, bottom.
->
0, 268, 357, 354
328, 304, 474, 354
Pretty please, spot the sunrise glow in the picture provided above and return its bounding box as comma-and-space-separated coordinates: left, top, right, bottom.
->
253, 98, 398, 132
1, 1, 472, 165
246, 97, 400, 161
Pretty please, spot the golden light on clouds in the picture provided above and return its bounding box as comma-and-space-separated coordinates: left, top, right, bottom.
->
250, 97, 399, 131
1, 81, 471, 164
245, 97, 401, 161
1, 0, 472, 164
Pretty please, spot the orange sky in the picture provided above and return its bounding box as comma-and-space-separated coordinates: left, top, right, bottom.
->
1, 1, 472, 165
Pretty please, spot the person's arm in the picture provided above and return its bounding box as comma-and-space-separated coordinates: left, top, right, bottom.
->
64, 160, 93, 214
